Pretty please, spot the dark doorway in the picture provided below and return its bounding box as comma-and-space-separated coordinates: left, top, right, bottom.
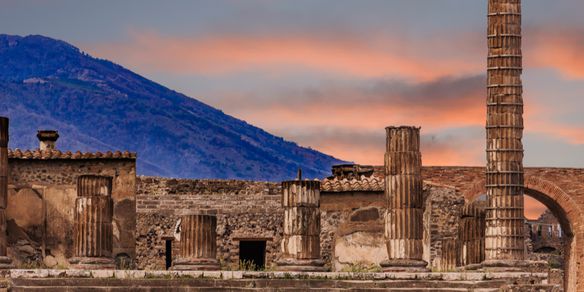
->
239, 241, 266, 270
165, 239, 172, 270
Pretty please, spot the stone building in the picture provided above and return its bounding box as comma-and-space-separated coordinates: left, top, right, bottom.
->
6, 132, 136, 268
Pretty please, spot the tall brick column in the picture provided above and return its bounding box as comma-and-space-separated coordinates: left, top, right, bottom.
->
381, 126, 427, 272
459, 203, 485, 269
0, 117, 12, 268
70, 175, 115, 269
484, 0, 526, 267
172, 211, 220, 270
277, 174, 326, 271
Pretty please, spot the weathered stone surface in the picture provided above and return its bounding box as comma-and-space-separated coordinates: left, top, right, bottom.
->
381, 126, 427, 271
172, 213, 220, 271
0, 117, 12, 269
459, 202, 486, 267
70, 175, 115, 270
485, 0, 526, 265
278, 179, 325, 271
7, 157, 136, 268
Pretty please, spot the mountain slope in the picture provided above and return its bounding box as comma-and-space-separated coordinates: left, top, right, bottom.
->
0, 34, 344, 180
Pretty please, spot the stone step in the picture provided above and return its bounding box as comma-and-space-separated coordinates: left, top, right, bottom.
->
9, 288, 479, 292
8, 278, 514, 291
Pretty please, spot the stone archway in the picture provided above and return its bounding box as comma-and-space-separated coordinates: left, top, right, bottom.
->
463, 176, 583, 292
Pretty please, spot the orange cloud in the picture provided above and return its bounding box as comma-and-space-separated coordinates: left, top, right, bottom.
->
85, 31, 482, 81
526, 28, 584, 79
525, 101, 584, 145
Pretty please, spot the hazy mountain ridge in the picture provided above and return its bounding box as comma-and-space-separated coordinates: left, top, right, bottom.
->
0, 34, 344, 180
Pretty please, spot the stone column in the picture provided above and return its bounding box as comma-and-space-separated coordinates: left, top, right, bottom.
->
172, 210, 220, 270
440, 239, 460, 272
70, 175, 115, 269
485, 0, 526, 267
0, 117, 12, 268
277, 175, 326, 271
459, 203, 485, 269
381, 126, 427, 271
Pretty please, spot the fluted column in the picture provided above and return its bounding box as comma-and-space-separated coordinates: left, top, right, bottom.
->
172, 211, 220, 270
277, 176, 326, 271
440, 239, 460, 272
381, 126, 427, 271
0, 117, 12, 268
70, 175, 115, 269
485, 0, 526, 267
459, 203, 485, 268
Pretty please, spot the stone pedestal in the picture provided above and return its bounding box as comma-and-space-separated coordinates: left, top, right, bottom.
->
484, 0, 526, 269
70, 175, 115, 269
277, 179, 326, 271
172, 211, 220, 271
381, 126, 428, 272
459, 204, 485, 270
0, 117, 12, 269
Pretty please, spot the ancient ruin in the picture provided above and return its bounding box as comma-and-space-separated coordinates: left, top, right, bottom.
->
172, 211, 220, 270
70, 175, 115, 269
0, 117, 12, 269
381, 126, 427, 272
0, 0, 582, 291
276, 172, 326, 271
485, 0, 526, 268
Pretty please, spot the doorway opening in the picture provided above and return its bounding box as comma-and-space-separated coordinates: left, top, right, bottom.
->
239, 240, 266, 270
165, 239, 173, 270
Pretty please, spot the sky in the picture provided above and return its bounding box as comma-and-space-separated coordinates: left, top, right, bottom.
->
1, 0, 583, 219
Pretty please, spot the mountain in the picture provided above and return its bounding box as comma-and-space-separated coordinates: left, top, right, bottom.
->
0, 34, 344, 180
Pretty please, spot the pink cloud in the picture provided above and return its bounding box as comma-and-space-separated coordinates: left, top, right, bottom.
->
526, 28, 584, 79
85, 31, 482, 81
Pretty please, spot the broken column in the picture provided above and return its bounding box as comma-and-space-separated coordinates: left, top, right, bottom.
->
70, 175, 115, 269
277, 172, 326, 271
381, 126, 427, 271
484, 0, 526, 267
440, 239, 460, 271
172, 210, 220, 270
0, 117, 12, 268
459, 203, 485, 268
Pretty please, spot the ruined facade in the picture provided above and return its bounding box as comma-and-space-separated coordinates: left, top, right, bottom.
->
6, 137, 136, 268
1, 0, 584, 291
2, 127, 584, 291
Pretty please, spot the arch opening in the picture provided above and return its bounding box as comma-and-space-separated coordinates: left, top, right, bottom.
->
467, 180, 577, 291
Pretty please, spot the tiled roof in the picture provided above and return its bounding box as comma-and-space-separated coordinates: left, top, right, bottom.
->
8, 149, 136, 160
321, 175, 383, 192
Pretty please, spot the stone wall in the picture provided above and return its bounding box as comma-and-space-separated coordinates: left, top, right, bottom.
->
422, 184, 464, 271
136, 176, 461, 271
135, 177, 282, 270
7, 158, 136, 268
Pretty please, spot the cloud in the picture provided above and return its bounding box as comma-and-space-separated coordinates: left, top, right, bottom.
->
273, 125, 484, 166
525, 27, 584, 79
215, 75, 486, 133
85, 30, 482, 81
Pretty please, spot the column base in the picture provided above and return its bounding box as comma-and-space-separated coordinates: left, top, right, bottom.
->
0, 256, 12, 269
276, 258, 328, 272
380, 259, 429, 272
459, 263, 483, 271
480, 259, 530, 272
70, 257, 115, 270
171, 258, 220, 271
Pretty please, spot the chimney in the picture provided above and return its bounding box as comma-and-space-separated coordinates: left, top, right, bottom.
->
37, 130, 59, 150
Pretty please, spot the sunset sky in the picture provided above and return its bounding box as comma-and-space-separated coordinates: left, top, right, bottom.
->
2, 0, 583, 218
